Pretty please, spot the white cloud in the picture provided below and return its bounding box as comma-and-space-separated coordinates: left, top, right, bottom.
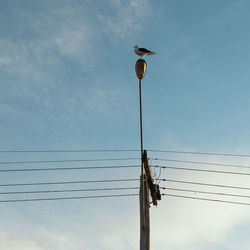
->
0, 155, 250, 250
0, 201, 139, 250
97, 0, 150, 40
147, 151, 250, 249
151, 198, 250, 249
0, 1, 150, 125
53, 29, 88, 55
99, 212, 139, 249
0, 226, 74, 250
0, 56, 13, 66
0, 3, 120, 123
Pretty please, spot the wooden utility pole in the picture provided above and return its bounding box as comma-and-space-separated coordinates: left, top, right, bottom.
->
140, 173, 150, 250
140, 151, 161, 250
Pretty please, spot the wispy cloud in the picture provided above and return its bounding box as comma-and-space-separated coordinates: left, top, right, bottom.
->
0, 226, 74, 250
97, 0, 150, 40
0, 202, 139, 250
0, 0, 151, 126
0, 2, 122, 124
148, 149, 250, 249
1, 151, 250, 250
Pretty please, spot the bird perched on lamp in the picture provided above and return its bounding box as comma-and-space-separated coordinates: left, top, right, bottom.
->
134, 45, 155, 57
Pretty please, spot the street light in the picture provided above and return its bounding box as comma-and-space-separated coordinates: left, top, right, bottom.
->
135, 58, 147, 174
135, 58, 150, 250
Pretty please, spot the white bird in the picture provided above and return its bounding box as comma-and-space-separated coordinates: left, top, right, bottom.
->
134, 45, 155, 57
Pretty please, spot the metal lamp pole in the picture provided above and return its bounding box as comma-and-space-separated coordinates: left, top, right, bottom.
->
135, 59, 147, 170
135, 59, 150, 250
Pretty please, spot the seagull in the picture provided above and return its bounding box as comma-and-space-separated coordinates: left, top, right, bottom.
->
134, 45, 155, 57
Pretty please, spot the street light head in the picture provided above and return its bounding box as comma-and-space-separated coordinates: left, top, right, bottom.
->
135, 59, 147, 80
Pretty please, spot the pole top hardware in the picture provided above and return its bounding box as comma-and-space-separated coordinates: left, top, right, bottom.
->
143, 150, 161, 206
135, 59, 147, 79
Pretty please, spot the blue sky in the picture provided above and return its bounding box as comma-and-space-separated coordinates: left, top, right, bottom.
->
1, 0, 250, 249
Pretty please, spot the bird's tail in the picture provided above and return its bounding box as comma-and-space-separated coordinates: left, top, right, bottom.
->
149, 51, 155, 55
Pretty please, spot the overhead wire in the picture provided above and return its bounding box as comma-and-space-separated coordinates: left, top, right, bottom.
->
159, 179, 250, 191
2, 148, 250, 206
0, 149, 140, 153
0, 187, 139, 195
0, 157, 140, 165
148, 149, 250, 158
162, 193, 250, 206
0, 194, 139, 203
1, 163, 249, 175
2, 192, 250, 205
1, 148, 250, 158
161, 187, 250, 199
1, 193, 249, 205
3, 163, 250, 175
0, 178, 139, 187
0, 165, 140, 172
157, 165, 250, 176
150, 158, 250, 170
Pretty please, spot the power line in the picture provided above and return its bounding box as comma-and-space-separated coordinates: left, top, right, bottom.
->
148, 149, 250, 158
162, 193, 250, 206
2, 149, 250, 158
159, 179, 250, 191
0, 165, 140, 172
0, 187, 139, 195
0, 194, 139, 203
0, 149, 140, 153
3, 157, 248, 169
0, 178, 139, 187
158, 165, 250, 176
151, 158, 250, 170
0, 158, 140, 165
161, 187, 250, 199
